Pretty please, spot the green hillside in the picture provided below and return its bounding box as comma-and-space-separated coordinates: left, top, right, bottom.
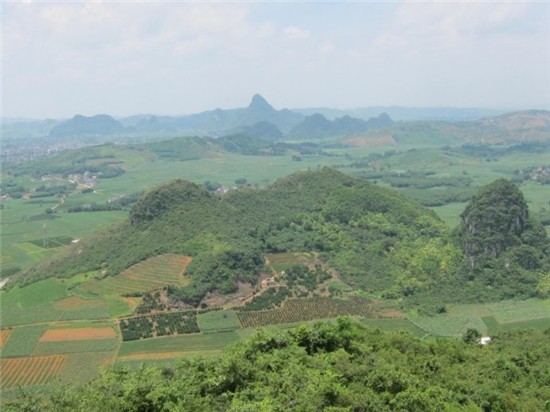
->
19, 169, 443, 301
16, 169, 548, 313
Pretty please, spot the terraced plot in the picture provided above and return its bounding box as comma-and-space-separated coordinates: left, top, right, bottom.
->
0, 355, 65, 389
75, 254, 191, 296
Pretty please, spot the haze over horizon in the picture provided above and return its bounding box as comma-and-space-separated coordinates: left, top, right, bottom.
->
3, 2, 549, 119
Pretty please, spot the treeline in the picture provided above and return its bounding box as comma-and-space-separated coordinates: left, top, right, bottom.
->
67, 193, 141, 213
6, 319, 550, 411
7, 145, 126, 179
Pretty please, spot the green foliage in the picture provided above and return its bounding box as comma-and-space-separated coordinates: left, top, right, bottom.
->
443, 179, 550, 304
241, 287, 290, 311
6, 319, 550, 411
129, 179, 209, 225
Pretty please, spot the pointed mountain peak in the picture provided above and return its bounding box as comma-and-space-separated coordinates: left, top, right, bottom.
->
248, 94, 275, 112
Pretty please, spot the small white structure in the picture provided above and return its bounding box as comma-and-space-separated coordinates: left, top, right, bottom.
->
478, 336, 492, 346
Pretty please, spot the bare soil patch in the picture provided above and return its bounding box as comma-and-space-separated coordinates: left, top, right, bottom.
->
40, 327, 116, 342
54, 296, 103, 311
0, 328, 12, 349
342, 135, 396, 147
117, 351, 189, 361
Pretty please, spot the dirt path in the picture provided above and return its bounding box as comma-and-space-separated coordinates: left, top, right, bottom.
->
51, 196, 65, 210
0, 277, 9, 290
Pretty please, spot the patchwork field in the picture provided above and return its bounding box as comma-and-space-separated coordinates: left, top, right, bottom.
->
73, 254, 191, 296
0, 279, 111, 327
410, 298, 550, 336
0, 355, 65, 389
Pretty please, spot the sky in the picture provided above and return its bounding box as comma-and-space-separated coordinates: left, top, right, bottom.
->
2, 1, 550, 119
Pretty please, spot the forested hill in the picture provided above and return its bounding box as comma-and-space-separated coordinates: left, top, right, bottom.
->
20, 169, 445, 303
19, 169, 549, 310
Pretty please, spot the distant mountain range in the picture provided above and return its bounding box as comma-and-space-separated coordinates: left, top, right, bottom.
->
49, 114, 124, 138
41, 94, 395, 140
2, 95, 549, 146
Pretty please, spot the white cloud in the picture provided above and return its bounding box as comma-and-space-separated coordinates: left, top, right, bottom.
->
283, 26, 310, 40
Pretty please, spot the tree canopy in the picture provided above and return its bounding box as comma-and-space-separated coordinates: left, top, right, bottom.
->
6, 319, 550, 411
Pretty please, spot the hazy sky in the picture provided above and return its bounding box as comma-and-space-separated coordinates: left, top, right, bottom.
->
2, 1, 549, 119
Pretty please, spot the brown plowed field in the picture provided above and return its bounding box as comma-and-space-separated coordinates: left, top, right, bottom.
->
54, 296, 104, 310
0, 328, 12, 349
40, 327, 116, 342
0, 355, 65, 389
117, 351, 189, 361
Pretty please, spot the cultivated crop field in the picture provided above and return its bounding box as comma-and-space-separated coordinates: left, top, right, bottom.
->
197, 310, 241, 332
117, 331, 241, 360
0, 278, 111, 326
237, 297, 384, 328
74, 254, 191, 296
57, 351, 116, 384
1, 325, 48, 357
410, 315, 487, 337
411, 298, 550, 336
0, 355, 65, 389
265, 252, 313, 272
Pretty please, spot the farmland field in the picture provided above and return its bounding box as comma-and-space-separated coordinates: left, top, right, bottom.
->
237, 297, 383, 328
0, 278, 113, 326
73, 254, 191, 296
117, 331, 241, 359
1, 325, 48, 357
197, 310, 241, 332
410, 314, 487, 337
57, 351, 115, 384
0, 355, 65, 389
40, 327, 116, 341
411, 298, 550, 336
265, 252, 313, 272
0, 329, 12, 349
33, 339, 118, 355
